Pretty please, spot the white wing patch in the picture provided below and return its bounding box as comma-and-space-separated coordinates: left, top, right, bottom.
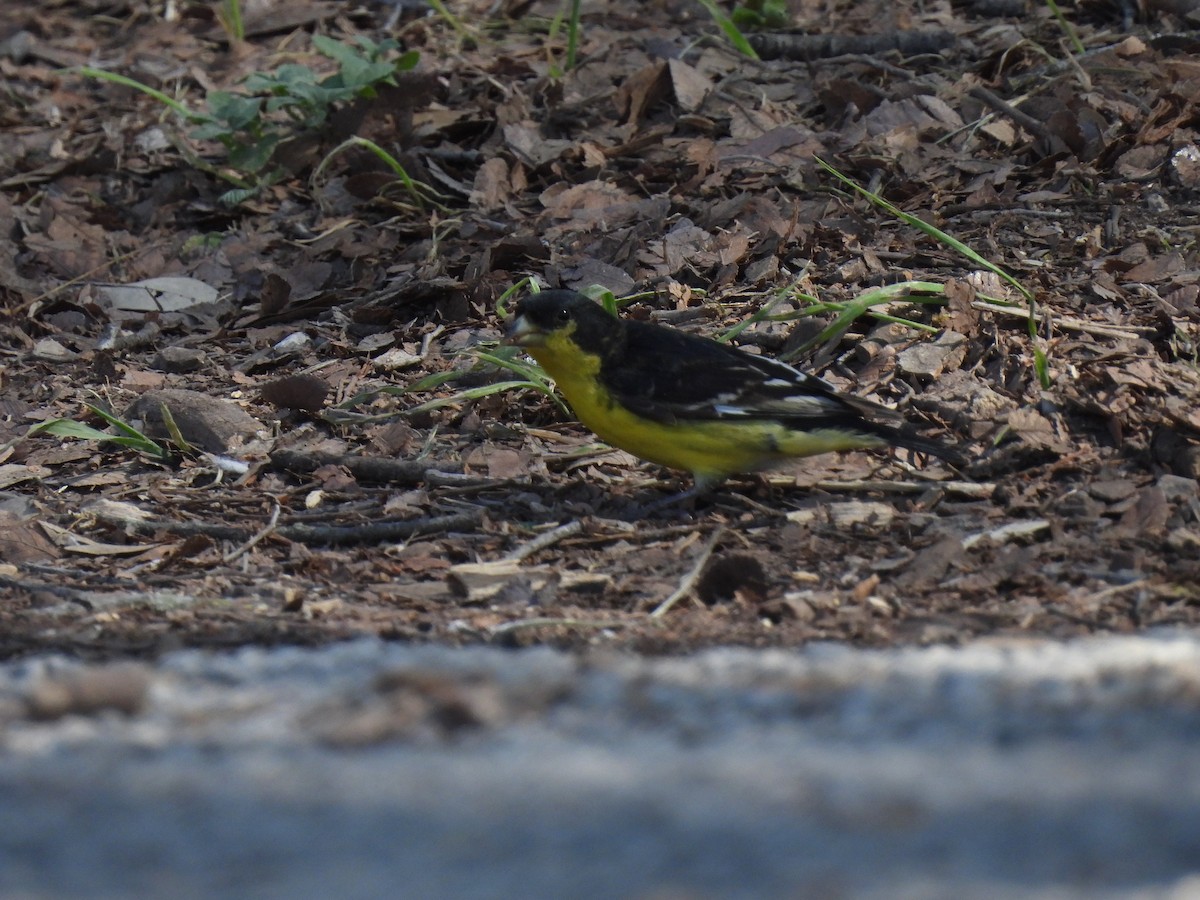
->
711, 391, 841, 420
766, 395, 840, 416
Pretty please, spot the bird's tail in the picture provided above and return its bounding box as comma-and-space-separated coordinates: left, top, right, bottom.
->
834, 392, 965, 468
883, 425, 967, 468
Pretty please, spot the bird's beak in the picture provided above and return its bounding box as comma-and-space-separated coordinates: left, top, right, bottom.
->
505, 313, 545, 347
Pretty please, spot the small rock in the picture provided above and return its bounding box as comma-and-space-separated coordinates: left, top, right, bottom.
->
356, 333, 395, 353
151, 346, 207, 373
828, 501, 896, 529
125, 389, 263, 453
1088, 479, 1137, 503
1158, 474, 1199, 502
772, 592, 817, 622
134, 126, 171, 154
0, 29, 35, 62
1171, 145, 1200, 189
273, 333, 312, 354
1113, 35, 1146, 56
260, 374, 330, 413
32, 338, 76, 362
896, 331, 968, 379
373, 347, 423, 371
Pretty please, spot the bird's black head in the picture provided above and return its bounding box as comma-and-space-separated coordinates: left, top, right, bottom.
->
506, 290, 620, 354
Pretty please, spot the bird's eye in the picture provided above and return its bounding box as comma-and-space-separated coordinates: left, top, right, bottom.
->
556, 307, 571, 324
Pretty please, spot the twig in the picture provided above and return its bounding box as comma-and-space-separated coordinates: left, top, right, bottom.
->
223, 501, 281, 563
277, 511, 485, 545
967, 86, 1056, 145
90, 507, 484, 546
972, 300, 1159, 340
962, 518, 1050, 549
825, 52, 918, 80
650, 527, 724, 618
1088, 578, 1151, 603
564, 520, 717, 545
813, 479, 994, 498
425, 470, 501, 488
750, 29, 953, 61
502, 521, 585, 563
268, 449, 462, 484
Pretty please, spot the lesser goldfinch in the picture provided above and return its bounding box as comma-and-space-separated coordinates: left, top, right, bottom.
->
507, 290, 962, 491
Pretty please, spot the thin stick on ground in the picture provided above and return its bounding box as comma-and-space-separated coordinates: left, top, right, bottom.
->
223, 501, 281, 563
503, 520, 585, 563
813, 479, 995, 498
972, 300, 1159, 340
649, 527, 724, 618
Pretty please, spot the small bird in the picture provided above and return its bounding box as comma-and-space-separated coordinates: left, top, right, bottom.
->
506, 290, 962, 493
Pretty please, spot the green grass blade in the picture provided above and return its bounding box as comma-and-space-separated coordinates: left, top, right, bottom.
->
816, 157, 1032, 304
566, 0, 582, 68
495, 278, 534, 320
158, 402, 194, 454
77, 67, 198, 121
817, 157, 1051, 382
218, 0, 245, 42
1043, 0, 1085, 54
426, 0, 471, 40
314, 136, 451, 211
405, 380, 552, 415
694, 0, 760, 58
84, 403, 153, 441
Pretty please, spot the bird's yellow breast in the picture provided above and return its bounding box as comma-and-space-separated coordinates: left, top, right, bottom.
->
526, 331, 882, 481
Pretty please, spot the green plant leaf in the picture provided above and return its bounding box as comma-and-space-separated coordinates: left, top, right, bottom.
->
227, 133, 283, 174
494, 278, 533, 320
247, 65, 318, 93
393, 50, 421, 72
218, 186, 262, 206
313, 34, 418, 89
28, 404, 169, 460
88, 39, 425, 212
311, 34, 359, 65
405, 380, 548, 415
29, 418, 114, 442
204, 91, 263, 129
566, 0, 582, 69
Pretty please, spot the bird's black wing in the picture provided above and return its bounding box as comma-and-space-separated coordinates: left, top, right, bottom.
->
601, 319, 881, 429
599, 318, 962, 463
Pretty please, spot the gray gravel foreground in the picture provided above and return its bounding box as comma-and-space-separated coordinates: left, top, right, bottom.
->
4, 633, 1200, 899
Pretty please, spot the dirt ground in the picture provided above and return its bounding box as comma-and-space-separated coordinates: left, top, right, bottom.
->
2, 0, 1200, 659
